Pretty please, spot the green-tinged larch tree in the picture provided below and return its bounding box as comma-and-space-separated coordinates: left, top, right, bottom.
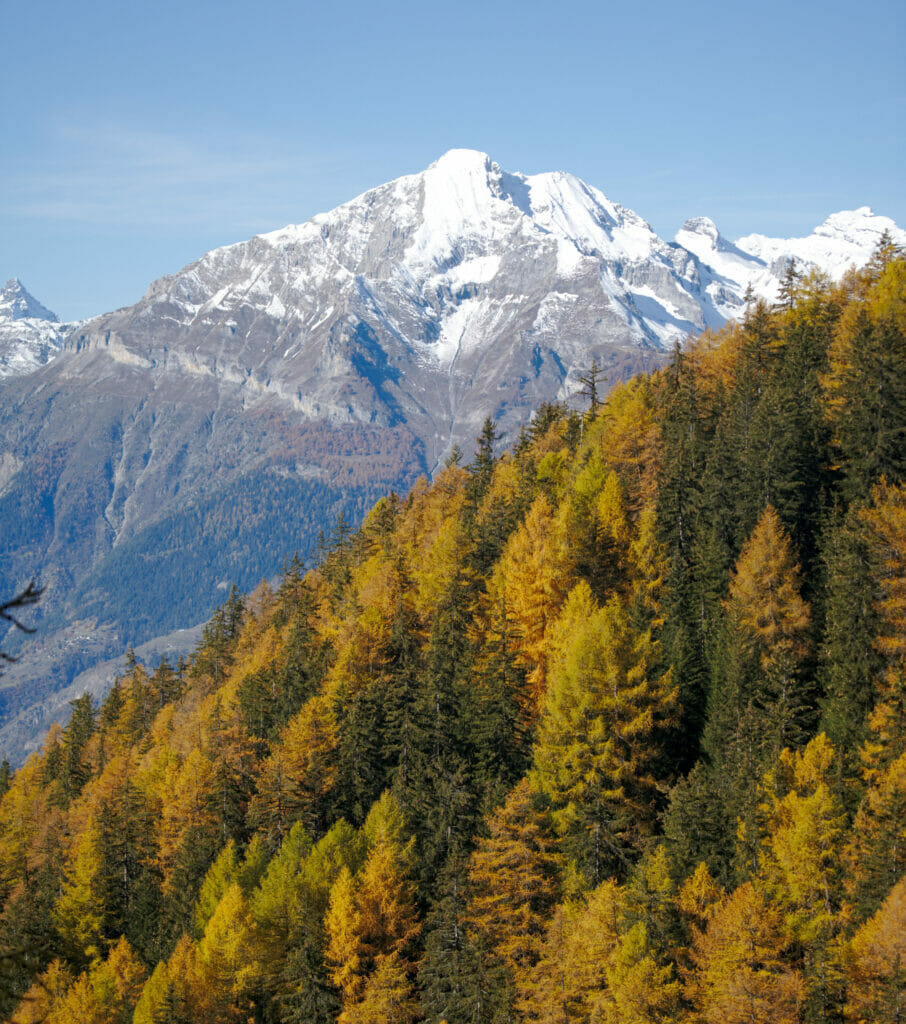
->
195, 883, 262, 1023
518, 879, 623, 1023
623, 845, 684, 963
355, 821, 419, 971
594, 920, 681, 1024
153, 933, 203, 1024
561, 456, 628, 602
193, 840, 241, 938
751, 735, 848, 1022
272, 822, 364, 1024
54, 813, 106, 963
325, 793, 419, 1023
531, 580, 676, 884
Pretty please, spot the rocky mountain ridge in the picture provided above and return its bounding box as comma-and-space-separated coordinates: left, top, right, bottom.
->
4, 154, 901, 399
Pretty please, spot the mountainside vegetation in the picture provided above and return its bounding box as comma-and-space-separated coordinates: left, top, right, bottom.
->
1, 247, 904, 1022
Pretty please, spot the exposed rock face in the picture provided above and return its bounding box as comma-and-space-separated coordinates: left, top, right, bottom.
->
1, 150, 901, 763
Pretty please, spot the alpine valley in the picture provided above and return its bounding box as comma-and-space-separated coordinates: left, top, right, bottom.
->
1, 148, 902, 763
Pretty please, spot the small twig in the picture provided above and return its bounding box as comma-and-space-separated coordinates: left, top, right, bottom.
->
0, 580, 43, 634
0, 581, 43, 672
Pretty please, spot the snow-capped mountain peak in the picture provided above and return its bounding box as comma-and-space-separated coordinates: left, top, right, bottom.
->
0, 279, 66, 378
675, 216, 758, 258
4, 152, 903, 403
813, 206, 893, 244
0, 278, 58, 323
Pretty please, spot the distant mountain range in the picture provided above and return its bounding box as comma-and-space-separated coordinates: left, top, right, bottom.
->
1, 148, 902, 763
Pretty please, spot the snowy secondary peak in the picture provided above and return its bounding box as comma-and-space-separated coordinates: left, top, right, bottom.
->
0, 279, 65, 378
673, 217, 769, 314
813, 206, 895, 243
675, 216, 760, 260
0, 278, 58, 323
735, 208, 906, 288
674, 205, 904, 308
679, 217, 720, 243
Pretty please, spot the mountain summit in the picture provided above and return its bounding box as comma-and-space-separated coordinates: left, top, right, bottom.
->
44, 147, 733, 485
0, 278, 58, 322
0, 278, 65, 377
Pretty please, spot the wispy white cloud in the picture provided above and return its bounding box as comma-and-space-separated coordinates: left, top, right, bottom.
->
1, 118, 342, 231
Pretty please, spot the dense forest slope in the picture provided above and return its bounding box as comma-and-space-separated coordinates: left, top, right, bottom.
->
1, 248, 904, 1022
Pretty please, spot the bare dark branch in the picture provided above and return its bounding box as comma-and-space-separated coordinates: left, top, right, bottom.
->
0, 580, 43, 635
0, 580, 44, 674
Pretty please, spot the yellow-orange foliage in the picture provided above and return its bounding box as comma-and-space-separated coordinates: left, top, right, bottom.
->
195, 883, 262, 1021
518, 879, 622, 1023
11, 960, 72, 1024
341, 951, 419, 1024
845, 874, 906, 1023
154, 748, 217, 891
489, 494, 569, 704
325, 795, 419, 1021
756, 735, 846, 944
589, 376, 662, 509
325, 866, 365, 1006
727, 505, 810, 672
465, 778, 561, 981
0, 750, 65, 890
690, 882, 804, 1024
250, 693, 337, 840
39, 937, 145, 1024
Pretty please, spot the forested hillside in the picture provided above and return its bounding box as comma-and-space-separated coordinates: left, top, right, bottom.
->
1, 246, 904, 1023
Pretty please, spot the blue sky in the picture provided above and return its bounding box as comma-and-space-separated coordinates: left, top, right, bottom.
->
3, 0, 904, 321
